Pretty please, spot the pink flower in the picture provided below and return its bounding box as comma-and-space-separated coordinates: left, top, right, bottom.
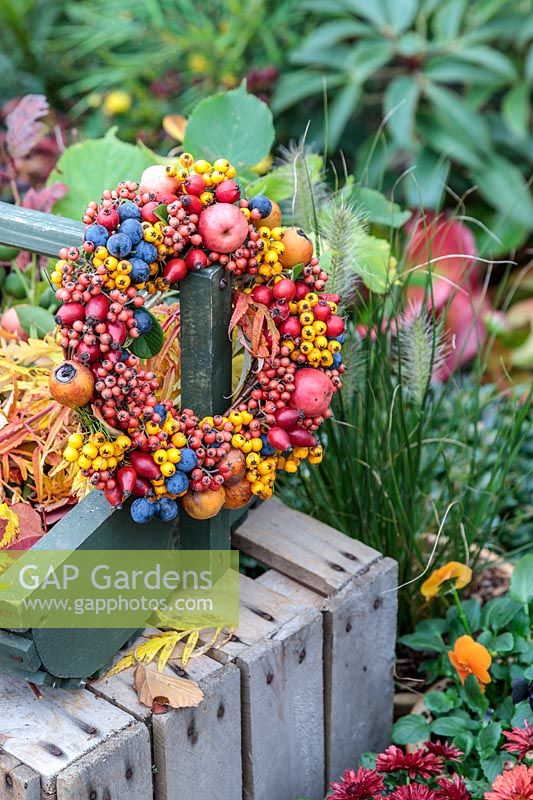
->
376, 745, 443, 779
435, 774, 471, 800
425, 740, 463, 762
502, 723, 533, 762
389, 784, 438, 800
329, 767, 385, 800
485, 764, 533, 800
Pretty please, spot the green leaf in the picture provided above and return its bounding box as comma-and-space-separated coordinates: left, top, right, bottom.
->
432, 0, 466, 41
400, 630, 446, 653
381, 0, 419, 33
424, 691, 456, 715
245, 155, 323, 203
462, 675, 489, 715
392, 714, 431, 745
405, 147, 450, 209
510, 553, 533, 603
502, 81, 531, 139
425, 83, 490, 152
476, 722, 502, 760
154, 204, 169, 223
272, 71, 343, 113
355, 233, 396, 293
472, 155, 533, 229
512, 700, 533, 728
384, 76, 420, 149
16, 305, 56, 337
481, 754, 509, 784
431, 715, 474, 737
482, 596, 523, 632
455, 46, 517, 81
183, 84, 274, 170
48, 128, 160, 220
351, 186, 411, 228
454, 731, 474, 757
129, 312, 164, 359
492, 633, 514, 653
327, 82, 361, 151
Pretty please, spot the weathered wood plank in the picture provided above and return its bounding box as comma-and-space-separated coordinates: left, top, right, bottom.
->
233, 499, 381, 595
180, 264, 233, 551
257, 569, 322, 608
91, 634, 243, 800
0, 201, 84, 258
0, 632, 41, 674
0, 753, 40, 800
55, 722, 152, 800
0, 673, 149, 796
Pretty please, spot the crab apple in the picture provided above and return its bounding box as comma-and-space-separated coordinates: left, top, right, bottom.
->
185, 248, 209, 270
130, 450, 161, 480
251, 284, 273, 306
156, 192, 178, 205
280, 228, 314, 268
267, 426, 290, 451
272, 278, 296, 301
164, 257, 187, 283
96, 207, 119, 231
218, 448, 246, 486
223, 476, 252, 509
141, 201, 160, 223
85, 294, 111, 321
288, 428, 316, 447
181, 487, 225, 519
181, 194, 203, 215
312, 301, 332, 322
326, 315, 345, 337
290, 368, 334, 417
184, 174, 207, 197
56, 302, 85, 326
215, 180, 240, 204
294, 281, 308, 300
139, 165, 181, 197
0, 308, 27, 340
107, 320, 127, 345
49, 361, 94, 408
198, 203, 248, 253
77, 341, 101, 362
279, 317, 302, 338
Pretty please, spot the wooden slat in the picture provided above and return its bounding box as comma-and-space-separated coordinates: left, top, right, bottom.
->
0, 672, 152, 797
180, 264, 233, 551
0, 201, 84, 257
233, 499, 381, 595
0, 631, 41, 673
0, 753, 40, 800
91, 634, 243, 800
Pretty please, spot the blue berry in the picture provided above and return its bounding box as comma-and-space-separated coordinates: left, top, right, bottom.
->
130, 258, 150, 283
332, 353, 342, 368
335, 334, 346, 344
107, 232, 132, 258
84, 224, 108, 246
135, 240, 158, 263
155, 498, 179, 522
154, 403, 167, 422
119, 218, 143, 245
260, 433, 276, 456
248, 195, 272, 219
118, 201, 141, 222
130, 497, 156, 523
133, 308, 153, 334
176, 447, 198, 473
165, 471, 189, 494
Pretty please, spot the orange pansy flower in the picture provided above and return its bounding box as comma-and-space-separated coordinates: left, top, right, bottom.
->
421, 561, 472, 599
448, 635, 492, 689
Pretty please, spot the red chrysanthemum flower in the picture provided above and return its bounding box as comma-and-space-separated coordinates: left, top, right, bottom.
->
376, 745, 443, 779
485, 764, 533, 800
503, 723, 533, 762
389, 783, 438, 800
436, 774, 472, 800
329, 767, 385, 800
425, 741, 463, 762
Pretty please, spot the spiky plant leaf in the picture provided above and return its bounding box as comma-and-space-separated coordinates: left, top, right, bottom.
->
276, 137, 327, 234
398, 305, 450, 404
318, 195, 368, 304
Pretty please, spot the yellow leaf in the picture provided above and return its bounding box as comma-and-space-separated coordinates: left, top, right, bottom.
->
0, 503, 20, 549
181, 629, 199, 666
134, 663, 204, 710
162, 114, 187, 142
105, 653, 136, 677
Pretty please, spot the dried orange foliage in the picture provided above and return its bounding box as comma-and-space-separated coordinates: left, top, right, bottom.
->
146, 302, 181, 402
0, 332, 85, 513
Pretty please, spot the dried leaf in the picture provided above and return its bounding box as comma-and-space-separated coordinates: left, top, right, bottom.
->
5, 95, 49, 161
4, 503, 44, 550
134, 663, 204, 711
0, 503, 20, 549
162, 114, 187, 142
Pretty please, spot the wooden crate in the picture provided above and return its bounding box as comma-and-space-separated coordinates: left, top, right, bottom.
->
0, 202, 235, 683
0, 501, 398, 800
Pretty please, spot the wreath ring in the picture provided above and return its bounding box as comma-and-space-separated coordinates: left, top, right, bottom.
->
48, 154, 346, 524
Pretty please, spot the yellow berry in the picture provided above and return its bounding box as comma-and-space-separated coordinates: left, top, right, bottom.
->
76, 454, 92, 470
302, 325, 316, 341
226, 165, 236, 179
232, 434, 246, 449
246, 453, 260, 468
115, 274, 130, 289
320, 351, 334, 367
82, 443, 99, 460
99, 443, 114, 458
63, 445, 79, 463
300, 311, 314, 325
115, 435, 131, 450
154, 449, 168, 464
172, 432, 187, 448
313, 320, 327, 335
300, 341, 313, 355
163, 417, 179, 434
166, 448, 182, 464
308, 348, 322, 366
241, 439, 253, 454
193, 159, 211, 174
200, 191, 214, 206
251, 481, 265, 495
67, 433, 84, 449
160, 462, 176, 477
293, 447, 309, 459
146, 421, 160, 435
213, 158, 230, 172
107, 456, 118, 469
315, 335, 328, 350
251, 437, 263, 452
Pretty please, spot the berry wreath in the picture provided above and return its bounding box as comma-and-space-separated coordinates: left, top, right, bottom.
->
49, 155, 346, 524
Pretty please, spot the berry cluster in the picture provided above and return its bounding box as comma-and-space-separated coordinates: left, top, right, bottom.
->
50, 154, 346, 523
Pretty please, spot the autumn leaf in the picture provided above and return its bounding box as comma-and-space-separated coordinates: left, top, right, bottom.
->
162, 114, 187, 142
134, 663, 204, 712
3, 504, 44, 550
22, 183, 68, 214
5, 95, 49, 161
0, 503, 20, 549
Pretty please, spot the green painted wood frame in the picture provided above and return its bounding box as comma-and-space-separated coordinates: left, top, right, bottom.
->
0, 200, 236, 682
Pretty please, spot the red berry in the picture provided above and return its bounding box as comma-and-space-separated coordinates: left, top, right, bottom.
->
215, 180, 240, 204
184, 174, 207, 197
272, 279, 296, 301
97, 207, 119, 230
251, 285, 273, 306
